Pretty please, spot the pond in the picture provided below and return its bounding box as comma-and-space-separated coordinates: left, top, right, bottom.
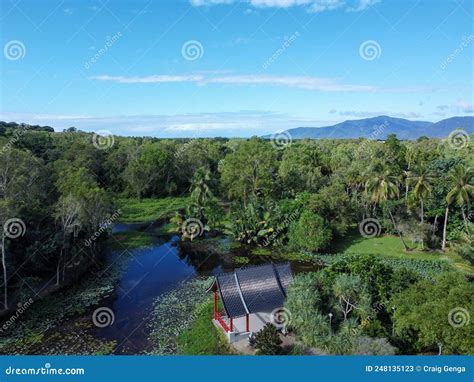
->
18, 223, 320, 354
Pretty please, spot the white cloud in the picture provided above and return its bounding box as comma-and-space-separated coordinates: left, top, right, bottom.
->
190, 0, 380, 12
89, 73, 376, 92
332, 110, 424, 119
453, 99, 474, 113
0, 111, 331, 137
436, 100, 474, 114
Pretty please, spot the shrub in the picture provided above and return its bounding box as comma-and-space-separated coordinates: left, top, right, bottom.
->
289, 211, 332, 252
355, 336, 397, 355
391, 272, 474, 354
254, 323, 282, 355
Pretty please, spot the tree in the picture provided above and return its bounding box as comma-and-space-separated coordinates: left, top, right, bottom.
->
254, 323, 282, 355
451, 223, 473, 265
219, 138, 276, 203
54, 195, 81, 285
288, 211, 332, 252
0, 149, 44, 310
188, 167, 214, 223
365, 170, 409, 251
442, 165, 473, 250
333, 274, 369, 321
410, 164, 433, 224
391, 272, 474, 355
278, 143, 323, 195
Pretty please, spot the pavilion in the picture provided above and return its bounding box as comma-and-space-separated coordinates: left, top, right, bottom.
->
208, 262, 293, 343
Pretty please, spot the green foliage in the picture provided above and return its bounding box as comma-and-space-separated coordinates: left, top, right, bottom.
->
109, 231, 154, 251
278, 142, 324, 196
229, 197, 279, 245
284, 254, 433, 355
177, 301, 232, 355
289, 211, 332, 252
148, 278, 228, 355
391, 272, 474, 354
354, 336, 397, 355
254, 323, 282, 355
116, 197, 189, 223
451, 223, 474, 265
219, 137, 277, 201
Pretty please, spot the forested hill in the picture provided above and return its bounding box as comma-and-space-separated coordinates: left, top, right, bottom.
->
265, 116, 474, 140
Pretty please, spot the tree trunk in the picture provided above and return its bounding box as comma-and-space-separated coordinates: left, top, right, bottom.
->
56, 247, 63, 286
420, 199, 424, 224
420, 199, 424, 250
388, 210, 409, 251
442, 206, 449, 251
461, 208, 467, 227
1, 234, 7, 310
432, 215, 438, 235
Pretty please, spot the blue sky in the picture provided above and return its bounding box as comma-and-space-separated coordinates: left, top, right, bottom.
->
0, 0, 473, 137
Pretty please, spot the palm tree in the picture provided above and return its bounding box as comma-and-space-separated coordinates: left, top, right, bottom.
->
403, 170, 412, 200
442, 165, 473, 251
411, 164, 433, 224
189, 167, 214, 222
365, 170, 409, 251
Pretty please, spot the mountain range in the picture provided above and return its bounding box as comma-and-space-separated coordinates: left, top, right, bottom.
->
266, 116, 474, 140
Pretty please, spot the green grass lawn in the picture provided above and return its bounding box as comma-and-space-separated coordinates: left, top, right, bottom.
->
331, 230, 474, 274
177, 301, 234, 355
117, 196, 189, 223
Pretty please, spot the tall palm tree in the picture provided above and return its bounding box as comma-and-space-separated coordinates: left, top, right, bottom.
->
442, 165, 473, 251
365, 170, 409, 251
189, 166, 214, 222
411, 164, 433, 223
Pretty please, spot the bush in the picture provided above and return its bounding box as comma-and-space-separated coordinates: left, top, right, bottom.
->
452, 223, 474, 265
254, 323, 282, 355
289, 211, 332, 252
355, 336, 397, 355
391, 272, 474, 354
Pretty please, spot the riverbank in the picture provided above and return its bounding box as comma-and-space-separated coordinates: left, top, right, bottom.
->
147, 278, 232, 355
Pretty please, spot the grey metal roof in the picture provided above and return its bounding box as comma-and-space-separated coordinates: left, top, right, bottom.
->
210, 263, 293, 318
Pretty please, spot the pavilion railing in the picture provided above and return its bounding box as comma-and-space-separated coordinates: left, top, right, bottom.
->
214, 310, 231, 333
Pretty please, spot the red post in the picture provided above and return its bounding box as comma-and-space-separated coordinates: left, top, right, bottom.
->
213, 291, 217, 320
230, 318, 233, 332
246, 314, 249, 332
